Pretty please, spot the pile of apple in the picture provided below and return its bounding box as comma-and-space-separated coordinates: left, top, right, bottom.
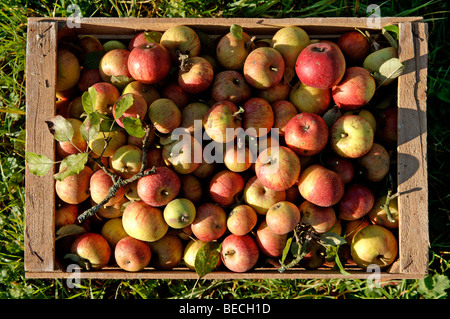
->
53, 24, 400, 274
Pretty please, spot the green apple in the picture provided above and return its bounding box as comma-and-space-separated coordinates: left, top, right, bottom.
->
163, 198, 196, 229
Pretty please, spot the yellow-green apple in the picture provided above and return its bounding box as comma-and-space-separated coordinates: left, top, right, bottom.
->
161, 81, 190, 109
271, 100, 298, 136
162, 134, 202, 174
68, 96, 84, 119
109, 144, 143, 179
160, 25, 201, 63
122, 81, 160, 107
56, 49, 80, 92
363, 47, 398, 86
271, 26, 310, 82
332, 67, 376, 110
223, 145, 253, 172
56, 118, 87, 158
369, 195, 399, 229
243, 47, 285, 90
148, 98, 182, 134
298, 164, 345, 207
122, 200, 168, 242
216, 30, 252, 70
98, 196, 128, 219
227, 204, 258, 235
284, 112, 329, 156
78, 35, 104, 57
203, 100, 242, 143
55, 165, 93, 204
256, 81, 291, 104
112, 93, 148, 128
179, 174, 203, 204
184, 239, 221, 271
243, 176, 286, 215
101, 217, 128, 248
89, 82, 120, 115
191, 202, 227, 242
289, 81, 331, 114
128, 31, 162, 51
114, 236, 151, 272
136, 167, 181, 207
356, 143, 390, 182
163, 198, 196, 229
255, 146, 301, 191
180, 102, 210, 135
128, 43, 171, 84
55, 203, 79, 228
255, 220, 287, 258
295, 41, 346, 89
178, 56, 214, 94
344, 218, 370, 245
209, 170, 244, 206
211, 70, 252, 104
99, 48, 134, 90
323, 156, 355, 184
103, 40, 127, 52
77, 68, 102, 92
149, 234, 183, 270
330, 114, 374, 158
70, 232, 111, 270
221, 234, 259, 273
266, 201, 300, 235
338, 183, 375, 221
299, 200, 336, 233
242, 97, 274, 137
124, 180, 140, 201
375, 106, 397, 148
88, 130, 127, 157
90, 169, 125, 206
337, 31, 370, 64
350, 224, 398, 269
343, 109, 377, 134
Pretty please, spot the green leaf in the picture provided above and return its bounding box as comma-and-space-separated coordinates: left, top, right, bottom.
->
83, 51, 104, 69
122, 117, 145, 138
194, 241, 221, 278
144, 31, 162, 43
82, 87, 98, 114
374, 57, 405, 86
25, 152, 54, 176
80, 112, 101, 143
281, 236, 293, 264
114, 93, 134, 119
319, 231, 347, 247
418, 274, 450, 298
64, 253, 92, 270
45, 115, 74, 142
322, 105, 341, 128
382, 27, 398, 49
56, 224, 86, 241
54, 152, 89, 181
230, 24, 243, 40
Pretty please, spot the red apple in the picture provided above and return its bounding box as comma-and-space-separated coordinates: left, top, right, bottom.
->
337, 31, 371, 64
223, 145, 253, 173
178, 56, 214, 94
70, 232, 111, 270
242, 97, 274, 137
299, 200, 336, 233
99, 48, 133, 90
55, 203, 79, 228
375, 106, 398, 148
255, 220, 287, 258
114, 236, 152, 272
243, 176, 286, 215
203, 100, 242, 143
179, 174, 203, 204
227, 204, 258, 236
266, 201, 300, 235
295, 41, 346, 89
161, 81, 191, 109
256, 81, 291, 104
136, 167, 181, 207
338, 183, 375, 221
209, 170, 244, 206
221, 234, 259, 273
271, 100, 298, 136
77, 68, 102, 92
128, 31, 162, 51
128, 43, 171, 84
90, 169, 125, 206
284, 112, 329, 156
243, 47, 285, 90
55, 165, 93, 204
323, 156, 355, 184
191, 202, 227, 242
211, 70, 252, 104
112, 93, 147, 128
89, 82, 120, 115
298, 164, 345, 207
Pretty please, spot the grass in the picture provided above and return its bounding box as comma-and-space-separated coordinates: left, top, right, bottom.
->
0, 0, 449, 299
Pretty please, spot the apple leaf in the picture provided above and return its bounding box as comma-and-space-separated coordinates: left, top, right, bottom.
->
45, 115, 74, 142
144, 31, 162, 43
374, 57, 405, 86
281, 236, 293, 264
418, 274, 450, 298
83, 51, 104, 69
382, 25, 399, 49
319, 231, 347, 247
25, 152, 54, 176
64, 253, 92, 270
82, 86, 97, 114
80, 112, 101, 143
122, 116, 145, 138
114, 93, 134, 119
194, 241, 221, 278
54, 152, 89, 181
56, 224, 86, 241
230, 24, 243, 40
322, 105, 341, 128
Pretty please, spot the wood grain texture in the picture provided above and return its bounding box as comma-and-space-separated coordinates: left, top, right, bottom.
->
396, 21, 429, 277
24, 20, 57, 272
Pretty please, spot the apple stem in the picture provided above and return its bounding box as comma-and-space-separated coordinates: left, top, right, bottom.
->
177, 50, 190, 71
381, 189, 399, 223
340, 133, 348, 138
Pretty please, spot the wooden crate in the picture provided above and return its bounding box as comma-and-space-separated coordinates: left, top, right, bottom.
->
25, 17, 429, 280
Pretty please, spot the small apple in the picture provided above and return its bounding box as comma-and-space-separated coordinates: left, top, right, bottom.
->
128, 31, 162, 51
114, 236, 152, 272
77, 68, 102, 92
223, 145, 253, 173
162, 134, 202, 174
122, 200, 168, 242
266, 201, 300, 235
161, 81, 191, 109
243, 47, 285, 90
255, 220, 287, 258
243, 176, 286, 215
191, 202, 227, 242
209, 170, 245, 206
368, 195, 399, 229
337, 31, 370, 64
350, 224, 398, 269
227, 204, 258, 236
216, 30, 252, 70
70, 232, 111, 270
99, 48, 133, 90
178, 56, 214, 94
128, 43, 171, 84
203, 100, 242, 143
271, 100, 298, 136
109, 144, 143, 179
375, 106, 397, 148
256, 81, 291, 104
163, 198, 196, 229
55, 203, 79, 228
297, 164, 345, 207
289, 81, 330, 115
330, 114, 374, 158
78, 35, 104, 57
90, 169, 126, 206
295, 41, 346, 89
242, 97, 274, 138
145, 147, 167, 168
284, 112, 329, 156
338, 183, 375, 221
211, 70, 252, 104
55, 165, 93, 204
160, 25, 201, 63
148, 98, 182, 134
103, 40, 127, 52
299, 200, 336, 233
136, 167, 181, 207
356, 143, 390, 182
56, 49, 80, 92
149, 234, 183, 270
67, 96, 84, 119
221, 234, 259, 273
101, 217, 128, 248
89, 82, 120, 115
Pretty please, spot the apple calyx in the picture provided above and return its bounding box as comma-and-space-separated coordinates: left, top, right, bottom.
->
224, 249, 236, 257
